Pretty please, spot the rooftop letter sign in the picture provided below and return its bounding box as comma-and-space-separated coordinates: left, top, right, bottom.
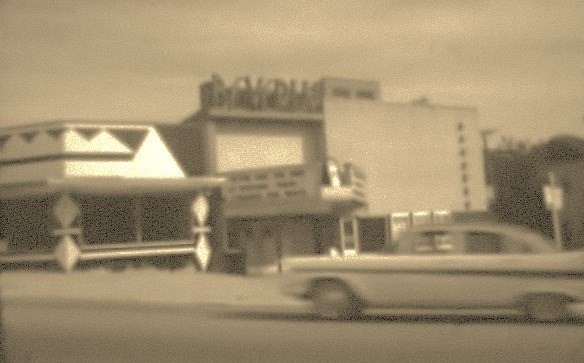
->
200, 74, 324, 113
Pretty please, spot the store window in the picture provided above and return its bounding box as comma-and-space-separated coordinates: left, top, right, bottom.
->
141, 196, 190, 241
359, 218, 387, 252
226, 225, 242, 253
81, 197, 136, 244
225, 220, 252, 253
80, 195, 193, 244
0, 198, 53, 253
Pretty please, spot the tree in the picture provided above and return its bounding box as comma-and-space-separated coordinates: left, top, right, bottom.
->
488, 135, 584, 243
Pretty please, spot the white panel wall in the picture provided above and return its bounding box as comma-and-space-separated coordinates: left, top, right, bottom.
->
65, 128, 185, 178
214, 121, 322, 173
0, 161, 65, 184
324, 99, 487, 214
0, 132, 63, 161
217, 133, 304, 172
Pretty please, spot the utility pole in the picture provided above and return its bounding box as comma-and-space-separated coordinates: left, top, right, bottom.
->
480, 129, 497, 203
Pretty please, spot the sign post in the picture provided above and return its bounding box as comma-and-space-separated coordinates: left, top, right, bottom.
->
543, 172, 563, 251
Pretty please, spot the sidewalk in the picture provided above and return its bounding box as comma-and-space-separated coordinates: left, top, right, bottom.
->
0, 266, 308, 312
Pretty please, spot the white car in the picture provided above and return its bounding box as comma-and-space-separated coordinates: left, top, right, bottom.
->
280, 223, 584, 321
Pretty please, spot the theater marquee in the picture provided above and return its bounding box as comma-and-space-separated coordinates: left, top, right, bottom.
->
200, 74, 324, 113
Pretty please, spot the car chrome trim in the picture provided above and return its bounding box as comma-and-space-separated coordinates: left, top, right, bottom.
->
290, 268, 584, 279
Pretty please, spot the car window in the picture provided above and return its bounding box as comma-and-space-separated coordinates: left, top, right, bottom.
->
411, 231, 456, 254
465, 232, 503, 254
465, 231, 538, 254
502, 236, 534, 254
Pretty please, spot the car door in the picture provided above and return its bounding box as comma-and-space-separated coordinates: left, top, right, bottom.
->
369, 228, 543, 309
365, 230, 466, 308
398, 230, 473, 308
437, 230, 529, 308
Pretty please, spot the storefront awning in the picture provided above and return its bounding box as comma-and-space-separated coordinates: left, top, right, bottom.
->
0, 177, 226, 199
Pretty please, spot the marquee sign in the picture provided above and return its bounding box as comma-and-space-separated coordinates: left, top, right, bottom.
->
200, 74, 324, 113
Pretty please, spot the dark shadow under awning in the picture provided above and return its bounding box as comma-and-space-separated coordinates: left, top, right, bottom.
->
0, 176, 226, 199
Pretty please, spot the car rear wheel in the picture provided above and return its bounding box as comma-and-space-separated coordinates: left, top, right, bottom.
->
525, 294, 568, 322
312, 281, 361, 320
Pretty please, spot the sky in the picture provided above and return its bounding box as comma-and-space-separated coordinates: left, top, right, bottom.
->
1, 0, 583, 145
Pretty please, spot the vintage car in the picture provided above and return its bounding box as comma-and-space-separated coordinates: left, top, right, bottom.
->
280, 223, 584, 321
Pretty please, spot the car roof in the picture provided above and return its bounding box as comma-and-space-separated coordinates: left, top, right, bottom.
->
401, 223, 555, 251
406, 222, 537, 234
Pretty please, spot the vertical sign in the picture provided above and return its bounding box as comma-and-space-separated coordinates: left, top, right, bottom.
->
544, 172, 563, 250
340, 217, 358, 256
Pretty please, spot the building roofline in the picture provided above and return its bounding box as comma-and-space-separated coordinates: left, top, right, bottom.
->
378, 99, 477, 111
321, 76, 379, 84
0, 119, 190, 134
0, 176, 226, 199
198, 108, 324, 122
323, 94, 477, 111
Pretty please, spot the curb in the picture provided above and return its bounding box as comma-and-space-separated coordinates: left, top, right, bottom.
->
2, 294, 308, 314
3, 295, 225, 311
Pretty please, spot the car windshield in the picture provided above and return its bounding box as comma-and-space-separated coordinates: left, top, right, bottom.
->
382, 226, 558, 255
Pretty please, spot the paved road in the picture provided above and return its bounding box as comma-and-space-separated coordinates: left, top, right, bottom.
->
3, 301, 584, 362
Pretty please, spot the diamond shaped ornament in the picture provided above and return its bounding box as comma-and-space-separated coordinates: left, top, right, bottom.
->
192, 194, 210, 226
54, 235, 80, 272
53, 194, 80, 227
194, 234, 212, 271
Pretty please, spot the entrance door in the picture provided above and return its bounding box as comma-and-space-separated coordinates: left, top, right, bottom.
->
245, 219, 281, 275
240, 217, 318, 274
281, 217, 316, 258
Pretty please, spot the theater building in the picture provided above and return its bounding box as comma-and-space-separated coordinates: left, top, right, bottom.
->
186, 75, 488, 270
185, 75, 368, 274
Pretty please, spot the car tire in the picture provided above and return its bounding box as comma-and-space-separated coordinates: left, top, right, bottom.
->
312, 281, 361, 320
525, 294, 568, 322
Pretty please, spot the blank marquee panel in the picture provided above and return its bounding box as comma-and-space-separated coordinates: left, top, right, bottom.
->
216, 133, 305, 172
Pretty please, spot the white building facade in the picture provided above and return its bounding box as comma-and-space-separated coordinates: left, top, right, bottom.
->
322, 77, 488, 216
